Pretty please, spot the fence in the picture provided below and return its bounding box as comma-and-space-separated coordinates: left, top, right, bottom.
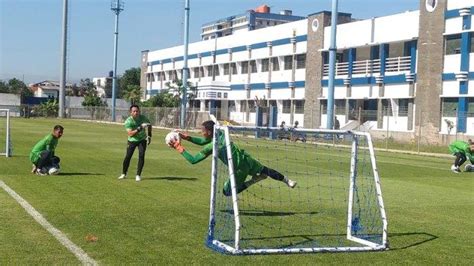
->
1, 104, 473, 154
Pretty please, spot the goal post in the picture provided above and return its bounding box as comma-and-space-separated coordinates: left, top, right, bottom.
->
206, 125, 388, 254
0, 109, 12, 157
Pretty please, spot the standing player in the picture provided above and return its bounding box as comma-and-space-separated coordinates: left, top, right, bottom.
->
170, 120, 296, 196
30, 125, 64, 175
448, 140, 474, 173
118, 105, 152, 181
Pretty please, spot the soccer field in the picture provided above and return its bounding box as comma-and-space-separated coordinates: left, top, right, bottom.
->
0, 118, 473, 264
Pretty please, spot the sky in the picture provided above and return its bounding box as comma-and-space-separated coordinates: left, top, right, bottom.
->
0, 0, 419, 84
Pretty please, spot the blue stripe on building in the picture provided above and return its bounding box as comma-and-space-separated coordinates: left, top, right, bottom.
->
458, 96, 468, 132
148, 35, 307, 66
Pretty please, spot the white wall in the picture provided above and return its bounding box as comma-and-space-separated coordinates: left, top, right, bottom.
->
0, 93, 21, 106
447, 0, 474, 10
323, 11, 419, 49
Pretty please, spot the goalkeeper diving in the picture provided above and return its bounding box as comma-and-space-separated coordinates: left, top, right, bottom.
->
170, 120, 296, 196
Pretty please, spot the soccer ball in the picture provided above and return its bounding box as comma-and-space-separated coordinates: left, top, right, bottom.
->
165, 131, 180, 146
48, 166, 60, 175
464, 164, 473, 172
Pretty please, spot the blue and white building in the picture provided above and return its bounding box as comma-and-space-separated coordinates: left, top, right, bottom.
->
141, 0, 474, 142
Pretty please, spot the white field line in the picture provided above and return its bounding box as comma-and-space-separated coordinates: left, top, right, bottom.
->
0, 180, 97, 265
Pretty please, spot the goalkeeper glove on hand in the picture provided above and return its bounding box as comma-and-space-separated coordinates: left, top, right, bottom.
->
147, 136, 152, 145
171, 140, 185, 153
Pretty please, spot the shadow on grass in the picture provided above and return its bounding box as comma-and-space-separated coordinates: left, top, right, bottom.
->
144, 176, 198, 181
388, 232, 438, 250
58, 173, 105, 176
220, 209, 319, 217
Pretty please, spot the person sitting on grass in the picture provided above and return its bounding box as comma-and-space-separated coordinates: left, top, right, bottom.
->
30, 125, 64, 175
170, 120, 296, 196
448, 140, 474, 173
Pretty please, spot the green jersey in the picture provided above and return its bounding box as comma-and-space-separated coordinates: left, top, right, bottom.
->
181, 133, 264, 192
449, 140, 474, 162
124, 115, 151, 142
30, 134, 59, 163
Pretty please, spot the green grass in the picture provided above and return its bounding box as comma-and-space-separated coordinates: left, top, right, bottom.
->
1, 118, 473, 264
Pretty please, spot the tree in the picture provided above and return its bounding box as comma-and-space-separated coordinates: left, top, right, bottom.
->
119, 67, 141, 99
122, 84, 142, 105
165, 79, 197, 103
0, 81, 8, 93
34, 99, 59, 117
7, 78, 27, 94
82, 81, 107, 120
142, 90, 180, 107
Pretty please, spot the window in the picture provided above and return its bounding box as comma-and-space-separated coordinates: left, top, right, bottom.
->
382, 99, 392, 116
224, 93, 228, 98
269, 100, 277, 107
231, 63, 237, 74
335, 100, 345, 115
97, 79, 102, 87
272, 57, 280, 71
261, 58, 269, 72
284, 55, 293, 70
207, 66, 213, 77
442, 98, 457, 117
282, 100, 291, 113
241, 61, 249, 74
240, 100, 247, 112
217, 92, 222, 98
398, 99, 409, 117
445, 34, 461, 55
250, 60, 257, 73
161, 72, 166, 81
294, 100, 305, 114
193, 67, 200, 78
213, 65, 220, 76
321, 100, 327, 115
248, 100, 256, 112
199, 67, 204, 77
224, 63, 230, 75
228, 100, 236, 112
296, 54, 306, 69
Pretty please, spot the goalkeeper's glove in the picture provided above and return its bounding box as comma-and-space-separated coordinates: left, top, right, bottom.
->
147, 136, 152, 145
171, 140, 185, 153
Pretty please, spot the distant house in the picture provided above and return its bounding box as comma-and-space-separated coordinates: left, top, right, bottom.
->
92, 77, 107, 97
29, 80, 74, 98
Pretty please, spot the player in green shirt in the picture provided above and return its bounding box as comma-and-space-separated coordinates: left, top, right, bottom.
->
30, 125, 64, 175
448, 140, 474, 173
171, 120, 296, 196
118, 105, 152, 182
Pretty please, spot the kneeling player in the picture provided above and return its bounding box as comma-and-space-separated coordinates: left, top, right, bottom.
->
448, 140, 474, 173
30, 125, 64, 175
170, 120, 296, 196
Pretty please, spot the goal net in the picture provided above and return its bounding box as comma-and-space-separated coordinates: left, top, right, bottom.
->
206, 125, 387, 254
0, 109, 11, 157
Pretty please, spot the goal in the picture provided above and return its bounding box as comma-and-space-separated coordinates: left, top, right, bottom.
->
206, 125, 388, 254
0, 109, 12, 157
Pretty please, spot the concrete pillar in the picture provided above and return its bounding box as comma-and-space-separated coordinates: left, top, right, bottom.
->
415, 0, 447, 143
200, 100, 205, 112
140, 50, 149, 100
377, 99, 383, 129
407, 100, 414, 131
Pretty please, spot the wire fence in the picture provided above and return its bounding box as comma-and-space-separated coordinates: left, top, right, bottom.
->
1, 104, 473, 154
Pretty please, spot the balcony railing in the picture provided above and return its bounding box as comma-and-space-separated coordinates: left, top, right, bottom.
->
323, 56, 411, 76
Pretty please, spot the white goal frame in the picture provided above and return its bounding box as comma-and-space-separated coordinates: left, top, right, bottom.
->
206, 125, 388, 254
0, 109, 11, 157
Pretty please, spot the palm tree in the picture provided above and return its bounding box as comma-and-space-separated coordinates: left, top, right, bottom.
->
122, 85, 142, 105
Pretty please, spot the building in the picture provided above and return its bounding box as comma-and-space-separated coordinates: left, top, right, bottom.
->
141, 0, 474, 143
29, 80, 73, 98
92, 77, 108, 97
201, 5, 305, 40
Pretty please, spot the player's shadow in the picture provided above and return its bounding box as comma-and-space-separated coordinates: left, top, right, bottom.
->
221, 209, 319, 217
58, 173, 105, 176
145, 176, 198, 181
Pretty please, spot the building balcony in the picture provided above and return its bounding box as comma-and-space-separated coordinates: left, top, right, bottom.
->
323, 56, 411, 76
